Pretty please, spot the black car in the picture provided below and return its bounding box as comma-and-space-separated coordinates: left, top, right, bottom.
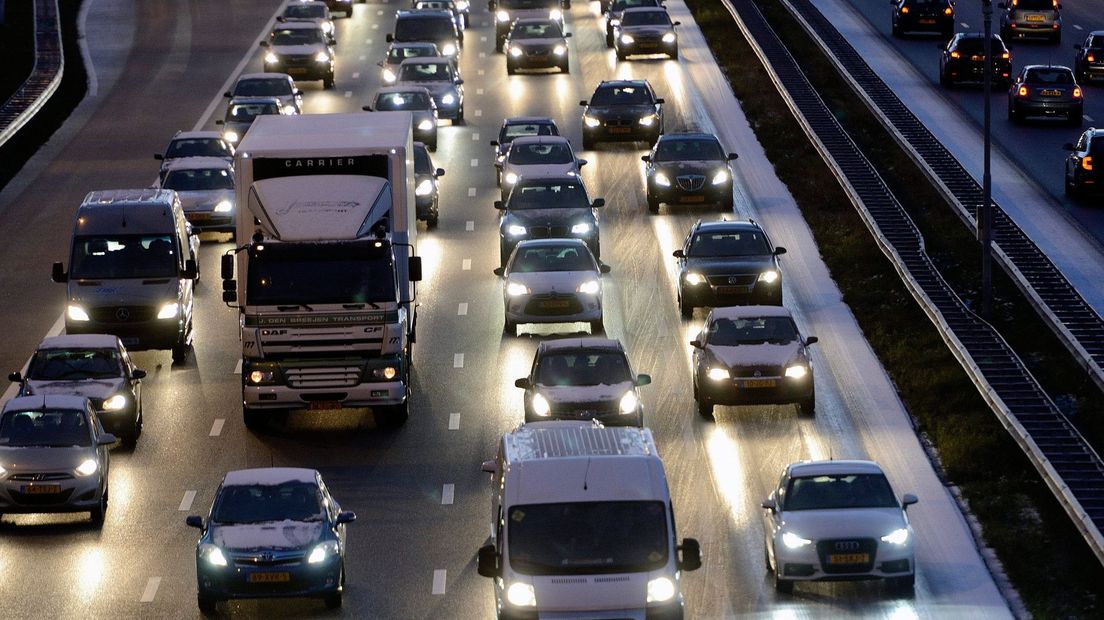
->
1063, 127, 1103, 198
365, 86, 439, 149
890, 0, 954, 38
388, 10, 463, 60
504, 18, 571, 74
496, 176, 604, 266
320, 0, 354, 18
414, 142, 445, 226
605, 0, 664, 48
613, 7, 680, 60
999, 0, 1061, 44
643, 132, 738, 213
939, 33, 1012, 88
579, 80, 665, 150
674, 219, 786, 317
1074, 31, 1104, 83
1008, 65, 1083, 124
492, 0, 564, 51
490, 116, 560, 181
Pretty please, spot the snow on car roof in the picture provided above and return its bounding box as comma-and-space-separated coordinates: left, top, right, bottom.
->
509, 135, 571, 146
538, 337, 623, 352
36, 334, 119, 350
224, 467, 319, 486
788, 460, 885, 477
162, 157, 234, 172
236, 72, 293, 82
709, 305, 794, 320
3, 394, 90, 412
173, 130, 224, 140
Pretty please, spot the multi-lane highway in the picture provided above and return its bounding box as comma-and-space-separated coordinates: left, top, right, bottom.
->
0, 0, 1011, 617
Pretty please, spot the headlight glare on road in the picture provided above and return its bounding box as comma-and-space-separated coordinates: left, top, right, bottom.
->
415, 179, 434, 196
570, 222, 591, 234
706, 367, 730, 381
782, 531, 812, 549
509, 46, 523, 58
506, 282, 530, 296
67, 305, 91, 322
784, 364, 808, 379
441, 93, 456, 105
553, 44, 566, 56
308, 541, 339, 564
583, 115, 601, 128
662, 32, 677, 44
619, 391, 638, 414
654, 172, 671, 187
200, 544, 228, 567
507, 224, 527, 236
881, 528, 910, 545
214, 199, 233, 213
577, 279, 600, 295
638, 114, 657, 126
102, 394, 128, 411
504, 172, 519, 185
684, 272, 706, 285
442, 43, 458, 57
497, 9, 510, 21
75, 459, 99, 477
711, 169, 730, 185
646, 576, 675, 603
621, 34, 635, 45
531, 393, 551, 416
382, 68, 397, 83
315, 52, 330, 63
758, 270, 779, 284
507, 582, 537, 607
157, 302, 180, 320
264, 52, 279, 64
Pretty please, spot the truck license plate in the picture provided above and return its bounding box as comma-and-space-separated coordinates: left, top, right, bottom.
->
309, 401, 343, 411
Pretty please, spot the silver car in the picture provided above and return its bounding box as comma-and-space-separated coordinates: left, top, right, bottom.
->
0, 395, 116, 525
394, 57, 465, 123
365, 86, 439, 150
224, 73, 303, 114
498, 135, 586, 199
154, 130, 234, 182
160, 157, 237, 235
216, 96, 290, 145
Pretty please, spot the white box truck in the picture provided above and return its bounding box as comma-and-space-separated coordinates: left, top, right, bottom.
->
477, 422, 702, 620
221, 112, 421, 429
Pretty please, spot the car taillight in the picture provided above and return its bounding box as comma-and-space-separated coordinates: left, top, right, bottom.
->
1083, 156, 1094, 171
1089, 54, 1096, 62
1074, 87, 1083, 98
1018, 86, 1028, 97
950, 51, 961, 58
944, 6, 953, 14
1002, 52, 1010, 59
901, 5, 909, 13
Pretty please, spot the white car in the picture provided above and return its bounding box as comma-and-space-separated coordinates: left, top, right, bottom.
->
160, 157, 237, 236
280, 1, 336, 45
499, 135, 586, 199
494, 238, 609, 337
394, 56, 464, 123
761, 460, 918, 594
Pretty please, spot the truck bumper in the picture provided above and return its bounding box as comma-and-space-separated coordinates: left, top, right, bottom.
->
244, 381, 407, 410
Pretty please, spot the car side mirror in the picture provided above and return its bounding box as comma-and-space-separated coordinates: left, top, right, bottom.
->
494, 200, 505, 210
804, 336, 818, 346
577, 159, 588, 167
773, 246, 787, 256
98, 433, 117, 446
672, 249, 685, 258
436, 168, 445, 177
132, 369, 147, 380
294, 89, 302, 96
481, 459, 498, 474
493, 267, 505, 277
678, 538, 702, 571
565, 32, 573, 37
215, 119, 225, 126
186, 515, 204, 529
362, 105, 373, 112
690, 338, 705, 349
727, 152, 739, 160
592, 198, 605, 208
673, 20, 681, 25
409, 256, 423, 282
489, 140, 500, 147
579, 99, 588, 106
1062, 142, 1075, 151
8, 371, 22, 383
259, 40, 270, 48
223, 90, 232, 98
183, 259, 198, 280
902, 493, 919, 508
386, 33, 395, 42
336, 510, 357, 524
276, 16, 286, 22
761, 498, 777, 511
635, 373, 651, 386
599, 263, 611, 274
154, 153, 165, 160
51, 261, 67, 283
455, 78, 464, 85
641, 155, 651, 162
655, 97, 665, 105
477, 544, 501, 578
514, 377, 531, 389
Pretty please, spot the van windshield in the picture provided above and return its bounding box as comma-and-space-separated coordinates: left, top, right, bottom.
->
247, 243, 397, 306
70, 234, 179, 279
508, 501, 669, 575
394, 17, 455, 42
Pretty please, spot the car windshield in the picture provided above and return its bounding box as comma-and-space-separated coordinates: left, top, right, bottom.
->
271, 27, 325, 45
707, 316, 798, 346
536, 351, 632, 385
1091, 137, 1104, 157
416, 1, 455, 10
70, 234, 178, 279
512, 22, 562, 38
611, 0, 662, 11
414, 147, 433, 174
27, 348, 122, 380
1024, 68, 1073, 84
509, 142, 574, 165
162, 168, 234, 192
510, 244, 596, 273
1010, 0, 1055, 10
508, 501, 668, 575
284, 4, 327, 18
247, 243, 397, 306
0, 409, 92, 448
394, 16, 455, 41
688, 230, 771, 257
654, 138, 724, 162
399, 62, 453, 81
234, 78, 293, 96
502, 122, 557, 141
621, 11, 671, 26
1088, 35, 1104, 50
905, 0, 948, 5
784, 473, 899, 511
228, 103, 279, 121
376, 91, 433, 110
165, 138, 230, 159
212, 481, 324, 524
590, 85, 653, 106
388, 44, 438, 63
508, 181, 589, 209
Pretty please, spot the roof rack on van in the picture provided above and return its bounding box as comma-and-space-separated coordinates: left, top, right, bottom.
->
507, 422, 655, 461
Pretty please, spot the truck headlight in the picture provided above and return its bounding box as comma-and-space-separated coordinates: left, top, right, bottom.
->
214, 199, 233, 213
315, 52, 330, 63
308, 541, 340, 563
570, 222, 591, 234
711, 169, 730, 185
441, 93, 456, 105
372, 366, 398, 380
684, 272, 706, 285
553, 44, 566, 56
576, 279, 600, 295
441, 43, 457, 57
382, 67, 397, 83
497, 9, 510, 21
646, 576, 675, 603
67, 304, 91, 322
621, 34, 635, 45
75, 458, 99, 477
706, 367, 730, 381
531, 393, 550, 416
417, 119, 435, 131
881, 528, 909, 545
199, 544, 228, 567
784, 364, 808, 379
415, 179, 434, 196
583, 115, 601, 128
509, 46, 523, 57
248, 370, 275, 384
654, 172, 671, 187
101, 394, 128, 411
504, 172, 519, 185
782, 531, 812, 549
507, 224, 527, 236
638, 113, 657, 126
264, 52, 279, 64
662, 32, 677, 44
618, 391, 638, 414
507, 582, 536, 607
506, 281, 530, 296
157, 302, 180, 320
758, 270, 779, 284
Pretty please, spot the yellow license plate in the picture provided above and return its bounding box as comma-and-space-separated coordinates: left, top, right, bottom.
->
609, 127, 632, 134
287, 67, 308, 75
23, 484, 61, 494
249, 572, 290, 583
742, 379, 778, 388
1041, 89, 1061, 96
828, 553, 869, 564
540, 300, 571, 309
679, 195, 706, 203
918, 18, 936, 24
1025, 14, 1045, 21
309, 401, 343, 411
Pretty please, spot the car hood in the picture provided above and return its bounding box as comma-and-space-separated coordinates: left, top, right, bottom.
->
271, 43, 326, 56
503, 162, 578, 179
177, 189, 234, 212
706, 342, 799, 369
779, 507, 907, 540
24, 378, 126, 400
684, 256, 774, 274
620, 25, 674, 37
539, 380, 632, 405
504, 208, 593, 227
212, 520, 324, 552
586, 103, 657, 119
69, 279, 180, 306
0, 446, 95, 473
396, 80, 457, 97
509, 270, 597, 294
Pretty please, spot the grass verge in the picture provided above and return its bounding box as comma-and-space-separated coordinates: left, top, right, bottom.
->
682, 0, 1104, 615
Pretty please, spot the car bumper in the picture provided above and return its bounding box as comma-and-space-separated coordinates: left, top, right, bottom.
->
1013, 99, 1081, 116
66, 318, 182, 351
508, 52, 567, 68
0, 476, 103, 514
197, 560, 342, 601
774, 539, 914, 582
183, 211, 234, 232
1006, 22, 1060, 36
650, 181, 732, 206
698, 374, 813, 406
497, 600, 683, 620
505, 293, 602, 324
681, 281, 782, 306
583, 124, 659, 143
945, 61, 1011, 83
616, 39, 677, 56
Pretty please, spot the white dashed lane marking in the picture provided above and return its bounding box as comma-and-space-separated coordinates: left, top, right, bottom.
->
471, 158, 479, 167
344, 91, 352, 98
458, 302, 468, 315
480, 35, 487, 42
468, 187, 477, 197
432, 569, 447, 595
1074, 24, 1084, 30
472, 132, 480, 140
454, 353, 465, 368
465, 220, 475, 231
478, 69, 485, 75
209, 419, 225, 437
475, 110, 482, 117
479, 52, 487, 58
477, 88, 484, 95
352, 72, 360, 79
140, 577, 161, 603
233, 359, 242, 374
179, 490, 197, 511
359, 55, 367, 61
449, 413, 460, 429
1085, 115, 1095, 122
442, 484, 455, 505
462, 259, 472, 271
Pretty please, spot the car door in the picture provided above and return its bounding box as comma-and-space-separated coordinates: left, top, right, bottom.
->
121, 344, 142, 409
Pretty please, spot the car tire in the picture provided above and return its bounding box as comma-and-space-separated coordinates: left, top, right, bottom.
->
495, 38, 504, 53
606, 30, 614, 48
616, 49, 626, 61
454, 105, 464, 125
799, 394, 816, 418
504, 316, 518, 337
197, 595, 218, 615
774, 571, 794, 594
120, 424, 139, 449
696, 397, 714, 419
324, 73, 336, 89
679, 295, 693, 319
428, 139, 437, 152
377, 398, 410, 429
590, 318, 604, 334
582, 136, 595, 150
243, 406, 265, 430
171, 341, 191, 365
721, 195, 734, 212
427, 212, 439, 229
560, 61, 570, 74
891, 22, 901, 37
939, 69, 951, 88
647, 193, 660, 214
90, 486, 107, 526
669, 46, 679, 60
463, 13, 470, 27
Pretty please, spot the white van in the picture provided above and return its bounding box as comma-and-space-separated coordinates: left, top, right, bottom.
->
52, 190, 200, 363
477, 421, 701, 620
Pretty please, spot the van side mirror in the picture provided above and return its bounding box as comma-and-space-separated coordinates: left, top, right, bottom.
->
636, 374, 651, 386
409, 256, 423, 282
185, 515, 204, 529
773, 246, 787, 256
132, 369, 147, 380
804, 336, 818, 346
477, 544, 500, 577
727, 152, 739, 160
902, 493, 919, 508
514, 377, 531, 389
494, 200, 505, 210
221, 254, 234, 280
678, 538, 702, 571
51, 262, 67, 283
592, 198, 605, 208
8, 371, 22, 383
183, 259, 198, 280
672, 249, 685, 258
336, 510, 357, 524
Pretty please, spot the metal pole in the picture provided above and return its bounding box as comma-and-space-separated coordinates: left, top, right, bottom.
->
980, 0, 994, 317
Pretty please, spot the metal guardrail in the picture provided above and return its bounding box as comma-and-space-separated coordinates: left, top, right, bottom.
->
0, 0, 64, 148
783, 0, 1104, 395
716, 0, 1104, 565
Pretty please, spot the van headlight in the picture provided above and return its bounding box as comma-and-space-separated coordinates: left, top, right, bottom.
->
308, 541, 340, 564
157, 302, 180, 319
264, 52, 279, 64
67, 304, 91, 322
684, 272, 706, 285
881, 528, 910, 545
653, 172, 671, 187
711, 169, 730, 185
646, 576, 675, 603
506, 582, 536, 607
553, 44, 566, 56
618, 391, 638, 414
248, 368, 277, 385
75, 459, 99, 477
784, 364, 808, 379
496, 9, 510, 21
583, 115, 601, 128
506, 282, 530, 296
415, 179, 434, 196
782, 531, 812, 548
382, 67, 397, 83
662, 32, 677, 44
621, 34, 635, 45
570, 222, 591, 234
441, 43, 458, 57
199, 544, 228, 567
531, 393, 551, 416
101, 394, 128, 411
315, 52, 330, 63
509, 46, 523, 57
214, 199, 233, 213
758, 270, 779, 284
576, 279, 600, 295
706, 367, 730, 381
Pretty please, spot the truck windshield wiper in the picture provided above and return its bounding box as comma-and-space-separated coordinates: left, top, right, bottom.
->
277, 304, 313, 312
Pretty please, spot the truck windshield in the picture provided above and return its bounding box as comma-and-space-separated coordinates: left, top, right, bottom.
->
247, 243, 397, 306
508, 501, 669, 575
70, 234, 179, 279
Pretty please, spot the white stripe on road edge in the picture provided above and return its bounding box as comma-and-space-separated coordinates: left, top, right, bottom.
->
432, 569, 447, 595
458, 303, 468, 316
179, 490, 197, 511
471, 158, 479, 167
234, 359, 242, 374
468, 187, 477, 197
209, 419, 225, 437
140, 577, 161, 603
442, 484, 455, 505
462, 259, 471, 271
466, 220, 475, 231
472, 132, 480, 141
480, 35, 488, 42
449, 413, 460, 430
454, 354, 464, 368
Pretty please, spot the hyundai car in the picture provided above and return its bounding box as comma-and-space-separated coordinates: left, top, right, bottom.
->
605, 0, 665, 48
491, 116, 560, 181
280, 2, 336, 45
499, 135, 586, 199
999, 0, 1061, 44
493, 0, 563, 52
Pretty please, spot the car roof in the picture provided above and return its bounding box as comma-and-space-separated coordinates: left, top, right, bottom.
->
597, 79, 650, 87
397, 9, 454, 18
163, 157, 234, 172
695, 218, 763, 232
787, 460, 886, 478
1022, 64, 1074, 72
399, 55, 452, 65
236, 72, 292, 82
708, 305, 794, 321
622, 6, 669, 13
271, 20, 322, 30
36, 334, 120, 350
228, 96, 283, 105
509, 135, 571, 146
3, 395, 90, 412
537, 337, 625, 352
658, 132, 719, 142
171, 130, 224, 141
223, 467, 319, 486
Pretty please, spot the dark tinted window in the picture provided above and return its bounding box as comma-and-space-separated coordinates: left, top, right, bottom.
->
654, 137, 724, 162
228, 103, 280, 121
163, 168, 234, 191
784, 474, 899, 511
284, 5, 327, 18
213, 481, 324, 523
707, 316, 798, 346
247, 243, 397, 306
590, 84, 654, 105
954, 37, 1004, 54
508, 181, 589, 209
271, 28, 325, 45
28, 349, 122, 380
1088, 35, 1104, 50
0, 409, 92, 448
509, 142, 574, 165
511, 22, 563, 38
536, 351, 631, 385
1090, 135, 1104, 157
234, 78, 293, 97
510, 244, 597, 274
610, 0, 662, 11
394, 15, 456, 41
399, 62, 453, 81
688, 230, 771, 257
1024, 68, 1074, 84
499, 0, 559, 8
387, 44, 439, 63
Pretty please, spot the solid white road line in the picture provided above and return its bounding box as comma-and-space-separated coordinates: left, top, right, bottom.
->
468, 187, 477, 197
453, 353, 464, 368
140, 577, 161, 603
432, 569, 446, 595
209, 419, 225, 437
477, 88, 484, 95
478, 69, 485, 75
344, 91, 352, 98
449, 413, 460, 430
465, 220, 474, 231
458, 303, 468, 315
179, 490, 197, 511
462, 259, 471, 270
352, 72, 360, 79
441, 484, 455, 505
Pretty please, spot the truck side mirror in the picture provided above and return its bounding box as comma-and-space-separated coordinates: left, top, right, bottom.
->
8, 371, 22, 383
183, 259, 198, 280
408, 256, 423, 282
773, 246, 787, 256
477, 544, 501, 578
678, 538, 702, 571
636, 374, 651, 386
51, 262, 67, 283
220, 254, 234, 280
514, 377, 531, 389
185, 515, 204, 529
132, 369, 147, 380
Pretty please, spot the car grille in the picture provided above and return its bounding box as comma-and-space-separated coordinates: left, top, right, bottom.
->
676, 175, 706, 191
604, 118, 634, 127
551, 399, 620, 416
10, 488, 75, 505
284, 365, 362, 389
232, 551, 305, 568
816, 538, 877, 574
525, 45, 552, 56
731, 365, 782, 378
89, 305, 156, 323
524, 294, 583, 316
527, 225, 570, 238
8, 472, 74, 481
281, 54, 315, 66
705, 274, 757, 286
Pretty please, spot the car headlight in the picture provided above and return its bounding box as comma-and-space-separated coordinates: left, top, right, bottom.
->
684, 272, 706, 285
441, 93, 456, 105
157, 302, 179, 320
248, 370, 275, 385
706, 367, 730, 381
531, 393, 550, 416
549, 8, 562, 20
507, 582, 536, 607
583, 115, 601, 128
456, 0, 469, 9
102, 394, 128, 411
571, 222, 591, 235
782, 531, 812, 549
417, 118, 436, 132
214, 199, 233, 213
618, 391, 638, 414
283, 104, 298, 115
662, 32, 677, 44
322, 22, 334, 33
497, 9, 510, 21
504, 172, 519, 185
621, 34, 635, 45
507, 224, 527, 236
509, 46, 523, 57
646, 576, 675, 603
610, 18, 621, 26
506, 281, 530, 296
315, 52, 330, 63
758, 270, 779, 284
654, 172, 671, 187
67, 304, 91, 322
382, 67, 397, 83
711, 169, 730, 185
308, 541, 340, 564
441, 43, 458, 57
264, 52, 279, 64
75, 458, 99, 477
553, 44, 566, 56
784, 364, 808, 379
415, 179, 435, 196
577, 279, 600, 295
881, 528, 909, 545
638, 114, 657, 126
199, 544, 228, 567
224, 130, 240, 144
